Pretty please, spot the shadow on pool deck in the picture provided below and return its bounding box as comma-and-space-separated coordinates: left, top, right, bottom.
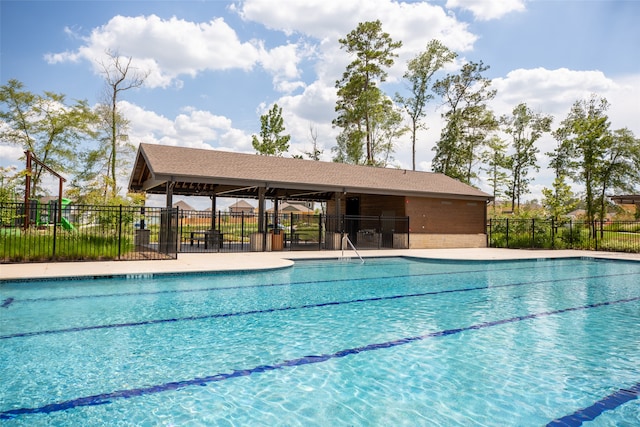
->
2, 248, 640, 281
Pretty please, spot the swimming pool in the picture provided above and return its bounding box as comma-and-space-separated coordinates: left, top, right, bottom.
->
1, 256, 639, 425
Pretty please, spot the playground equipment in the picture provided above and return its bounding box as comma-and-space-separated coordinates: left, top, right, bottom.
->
22, 151, 73, 230
36, 198, 74, 230
21, 198, 74, 230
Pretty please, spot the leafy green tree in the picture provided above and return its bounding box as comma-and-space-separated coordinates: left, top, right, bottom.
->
74, 105, 135, 203
370, 99, 407, 167
481, 136, 509, 214
542, 176, 578, 221
98, 50, 148, 199
432, 61, 497, 184
552, 95, 624, 235
252, 103, 290, 156
333, 20, 402, 165
597, 127, 640, 222
0, 166, 18, 203
395, 40, 456, 170
332, 127, 364, 164
0, 79, 97, 197
501, 103, 552, 212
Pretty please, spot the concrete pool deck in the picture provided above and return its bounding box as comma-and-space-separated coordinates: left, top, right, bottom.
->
3, 248, 640, 281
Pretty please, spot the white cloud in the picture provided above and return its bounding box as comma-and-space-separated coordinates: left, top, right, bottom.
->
492, 68, 618, 116
257, 41, 311, 93
45, 14, 309, 92
446, 0, 526, 21
120, 101, 252, 151
0, 144, 24, 170
238, 0, 477, 55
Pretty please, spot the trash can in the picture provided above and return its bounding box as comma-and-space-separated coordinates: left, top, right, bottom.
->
250, 232, 272, 251
272, 231, 283, 251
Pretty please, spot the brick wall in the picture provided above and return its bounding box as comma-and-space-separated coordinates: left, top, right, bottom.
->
405, 197, 486, 234
409, 233, 487, 249
326, 194, 488, 248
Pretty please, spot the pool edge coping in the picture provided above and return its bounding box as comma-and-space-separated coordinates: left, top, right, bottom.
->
2, 248, 640, 283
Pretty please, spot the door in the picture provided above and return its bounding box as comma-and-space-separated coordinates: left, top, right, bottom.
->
345, 197, 360, 243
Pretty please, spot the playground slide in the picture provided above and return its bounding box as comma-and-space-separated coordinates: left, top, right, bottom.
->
61, 217, 74, 231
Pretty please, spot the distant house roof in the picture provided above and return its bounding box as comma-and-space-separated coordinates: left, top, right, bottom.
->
282, 201, 314, 213
229, 200, 254, 209
268, 201, 314, 214
172, 200, 195, 211
129, 143, 492, 202
229, 200, 255, 213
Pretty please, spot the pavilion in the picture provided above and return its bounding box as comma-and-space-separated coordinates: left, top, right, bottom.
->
128, 143, 492, 249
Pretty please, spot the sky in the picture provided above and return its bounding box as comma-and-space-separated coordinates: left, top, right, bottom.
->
1, 0, 639, 209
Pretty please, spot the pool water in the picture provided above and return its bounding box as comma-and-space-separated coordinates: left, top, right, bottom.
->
1, 257, 639, 426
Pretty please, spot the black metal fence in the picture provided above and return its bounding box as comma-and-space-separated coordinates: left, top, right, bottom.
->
487, 218, 640, 253
0, 202, 178, 263
0, 202, 410, 262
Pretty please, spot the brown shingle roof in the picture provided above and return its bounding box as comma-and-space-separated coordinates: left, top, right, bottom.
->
129, 143, 491, 201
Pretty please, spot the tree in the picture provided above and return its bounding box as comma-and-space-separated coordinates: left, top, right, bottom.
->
252, 103, 290, 156
303, 124, 323, 160
395, 40, 456, 170
77, 105, 135, 203
369, 99, 407, 167
596, 127, 640, 222
332, 127, 365, 164
544, 141, 578, 221
98, 50, 148, 199
481, 136, 509, 214
501, 103, 552, 213
542, 177, 578, 221
333, 20, 402, 165
552, 95, 615, 235
0, 166, 19, 204
0, 79, 97, 197
432, 61, 497, 184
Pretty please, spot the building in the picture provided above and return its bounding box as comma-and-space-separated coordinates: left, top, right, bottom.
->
229, 200, 255, 214
129, 143, 492, 249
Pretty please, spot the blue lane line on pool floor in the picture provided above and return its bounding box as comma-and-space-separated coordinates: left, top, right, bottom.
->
8, 262, 558, 305
1, 295, 639, 421
547, 382, 640, 426
2, 271, 638, 340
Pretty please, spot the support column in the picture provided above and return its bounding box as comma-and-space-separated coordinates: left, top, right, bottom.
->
258, 187, 265, 233
165, 181, 174, 208
210, 195, 217, 231
161, 181, 176, 254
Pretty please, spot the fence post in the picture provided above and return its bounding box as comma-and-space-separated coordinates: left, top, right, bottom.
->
506, 218, 509, 248
52, 202, 58, 259
117, 205, 123, 259
551, 218, 555, 249
241, 211, 245, 251
318, 214, 323, 250
290, 212, 294, 250
487, 218, 493, 248
531, 218, 535, 248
